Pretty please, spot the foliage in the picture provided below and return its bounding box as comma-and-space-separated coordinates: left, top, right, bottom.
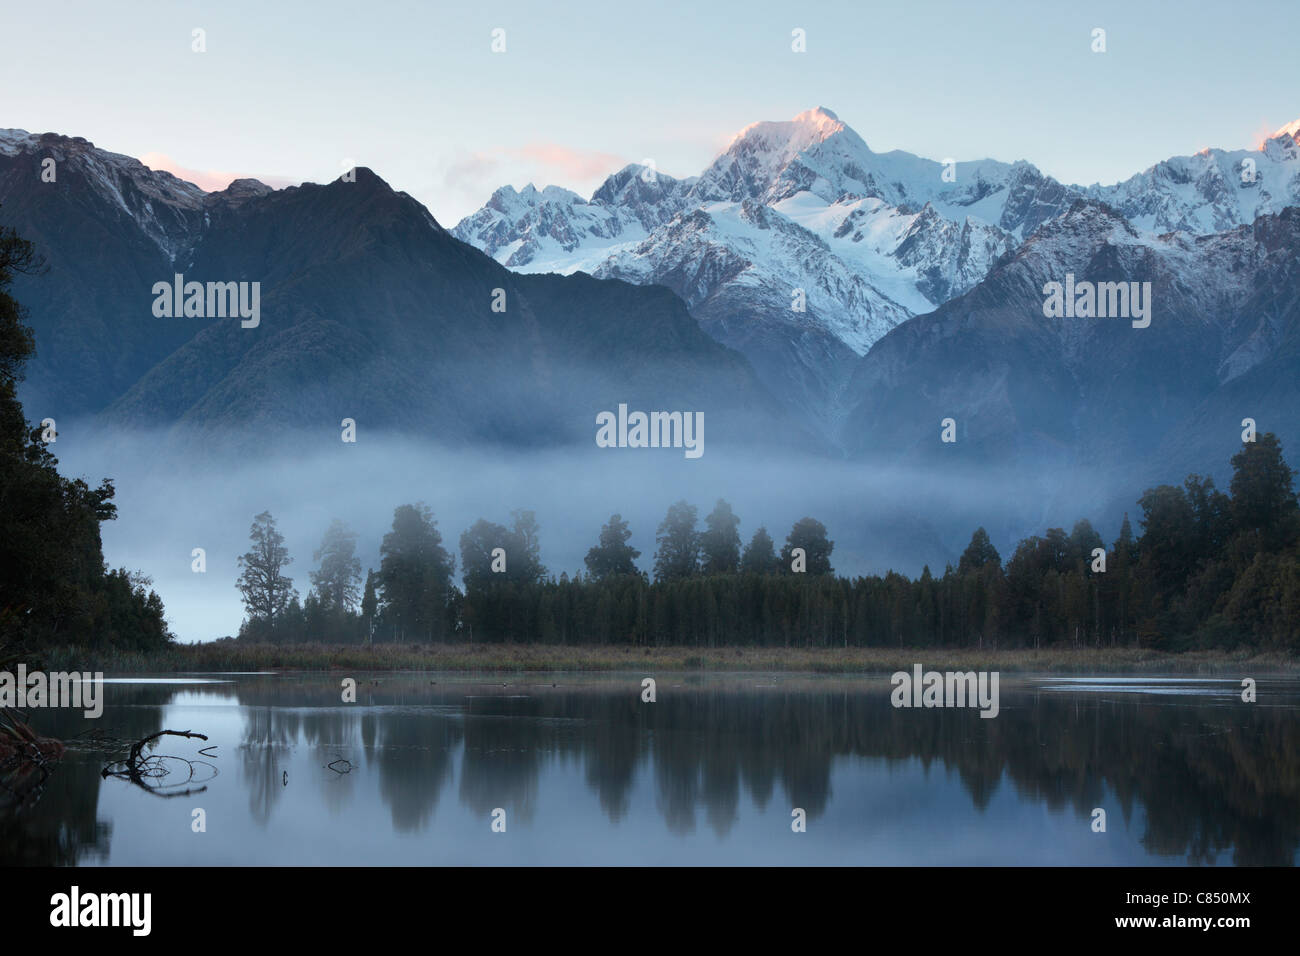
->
236, 439, 1300, 652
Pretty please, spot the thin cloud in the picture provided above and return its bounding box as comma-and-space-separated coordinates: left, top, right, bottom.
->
431, 142, 631, 223
446, 142, 628, 193
139, 152, 299, 192
512, 142, 626, 181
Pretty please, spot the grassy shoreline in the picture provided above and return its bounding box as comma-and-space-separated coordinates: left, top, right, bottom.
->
30, 641, 1300, 675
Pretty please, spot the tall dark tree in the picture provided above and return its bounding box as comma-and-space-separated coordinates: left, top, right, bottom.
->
508, 509, 547, 584
1136, 485, 1197, 602
461, 510, 547, 591
361, 569, 378, 643
377, 503, 455, 642
653, 500, 700, 582
700, 499, 742, 575
460, 518, 512, 590
741, 526, 779, 574
236, 511, 298, 627
0, 217, 42, 405
1109, 513, 1139, 642
1182, 475, 1233, 558
584, 514, 641, 580
1067, 519, 1103, 567
958, 527, 1001, 574
1043, 527, 1071, 572
310, 519, 362, 612
780, 517, 833, 575
1112, 513, 1138, 566
1230, 433, 1299, 551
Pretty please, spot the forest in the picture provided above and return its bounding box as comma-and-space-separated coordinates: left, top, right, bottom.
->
232, 432, 1300, 652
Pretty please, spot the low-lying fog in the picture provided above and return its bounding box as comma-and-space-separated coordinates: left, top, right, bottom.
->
50, 424, 1131, 642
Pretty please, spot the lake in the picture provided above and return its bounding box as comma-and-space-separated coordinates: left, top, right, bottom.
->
3, 672, 1298, 865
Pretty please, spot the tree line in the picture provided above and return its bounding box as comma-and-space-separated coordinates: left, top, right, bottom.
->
234, 434, 1300, 651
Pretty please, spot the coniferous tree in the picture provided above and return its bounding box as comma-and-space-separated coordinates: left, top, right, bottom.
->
780, 517, 833, 575
508, 509, 547, 584
460, 518, 511, 591
361, 569, 378, 643
1230, 433, 1299, 552
310, 519, 362, 612
700, 499, 742, 575
653, 500, 700, 582
741, 526, 779, 574
584, 514, 641, 580
958, 527, 1001, 574
378, 503, 455, 642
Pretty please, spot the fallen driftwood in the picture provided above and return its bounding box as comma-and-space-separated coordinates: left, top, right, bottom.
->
0, 707, 64, 806
101, 729, 216, 798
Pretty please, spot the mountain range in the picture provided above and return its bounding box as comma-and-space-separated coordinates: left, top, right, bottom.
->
453, 107, 1300, 447
1, 108, 1297, 493
0, 129, 807, 452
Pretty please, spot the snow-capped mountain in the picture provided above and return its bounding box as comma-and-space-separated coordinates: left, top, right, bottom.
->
3, 114, 1296, 468
450, 167, 694, 274
453, 107, 1060, 307
453, 108, 1300, 440
1085, 121, 1300, 235
454, 108, 1068, 432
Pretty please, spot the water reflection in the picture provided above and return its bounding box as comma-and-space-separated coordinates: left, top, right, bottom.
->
3, 674, 1297, 866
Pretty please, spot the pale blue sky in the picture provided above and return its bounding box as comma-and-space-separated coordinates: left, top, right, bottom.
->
2, 0, 1297, 224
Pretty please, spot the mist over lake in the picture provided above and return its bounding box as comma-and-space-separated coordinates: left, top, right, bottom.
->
50, 425, 1125, 642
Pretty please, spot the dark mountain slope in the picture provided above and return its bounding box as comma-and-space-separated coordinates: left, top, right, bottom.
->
102, 169, 809, 451
839, 203, 1300, 486
0, 133, 211, 415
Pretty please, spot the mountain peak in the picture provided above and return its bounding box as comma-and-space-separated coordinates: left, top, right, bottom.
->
728, 106, 849, 153
1270, 117, 1300, 143
0, 128, 98, 157
697, 107, 871, 206
795, 105, 841, 125
223, 177, 272, 196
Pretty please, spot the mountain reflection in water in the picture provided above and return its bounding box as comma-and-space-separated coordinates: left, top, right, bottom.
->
2, 674, 1297, 866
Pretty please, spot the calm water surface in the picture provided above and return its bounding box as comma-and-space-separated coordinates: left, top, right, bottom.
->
4, 672, 1298, 865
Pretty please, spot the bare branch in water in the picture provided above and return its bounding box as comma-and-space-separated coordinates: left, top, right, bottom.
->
101, 729, 218, 798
